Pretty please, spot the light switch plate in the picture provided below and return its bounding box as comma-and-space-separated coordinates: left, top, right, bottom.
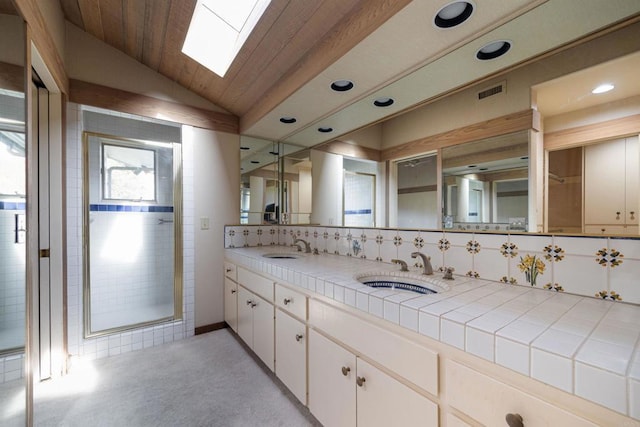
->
200, 217, 210, 230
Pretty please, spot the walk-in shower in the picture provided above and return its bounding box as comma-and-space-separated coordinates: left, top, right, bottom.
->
0, 90, 26, 359
83, 132, 182, 337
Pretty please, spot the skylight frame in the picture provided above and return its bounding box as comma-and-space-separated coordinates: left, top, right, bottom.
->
182, 0, 271, 78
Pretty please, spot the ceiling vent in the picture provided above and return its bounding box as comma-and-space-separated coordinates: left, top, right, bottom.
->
478, 81, 506, 100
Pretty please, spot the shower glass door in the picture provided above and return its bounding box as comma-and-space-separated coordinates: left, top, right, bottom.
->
84, 133, 182, 336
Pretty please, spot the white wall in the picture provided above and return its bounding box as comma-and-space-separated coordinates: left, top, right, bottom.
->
64, 23, 228, 113
190, 127, 240, 327
310, 150, 343, 226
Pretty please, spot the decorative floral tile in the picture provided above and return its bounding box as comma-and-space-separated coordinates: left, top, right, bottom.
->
543, 245, 565, 262
517, 254, 547, 287
500, 242, 518, 258
466, 240, 481, 254
595, 248, 624, 268
438, 238, 451, 252
413, 236, 425, 248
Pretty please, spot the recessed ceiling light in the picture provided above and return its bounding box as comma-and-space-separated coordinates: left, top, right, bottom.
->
250, 160, 260, 164
373, 97, 395, 107
318, 127, 333, 133
479, 167, 488, 171
476, 40, 511, 60
434, 1, 474, 28
269, 151, 279, 155
330, 80, 354, 92
468, 165, 477, 168
240, 146, 250, 150
592, 83, 614, 94
520, 156, 528, 160
280, 117, 297, 124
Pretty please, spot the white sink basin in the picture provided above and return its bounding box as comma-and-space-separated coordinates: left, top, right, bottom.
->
262, 253, 304, 259
355, 272, 450, 294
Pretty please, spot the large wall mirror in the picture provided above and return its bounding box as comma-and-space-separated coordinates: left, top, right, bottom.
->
0, 2, 26, 425
442, 131, 529, 232
536, 51, 640, 236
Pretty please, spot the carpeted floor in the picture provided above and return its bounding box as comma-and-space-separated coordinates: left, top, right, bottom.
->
32, 329, 320, 427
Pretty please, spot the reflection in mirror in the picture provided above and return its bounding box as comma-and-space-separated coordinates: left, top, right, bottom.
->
548, 147, 582, 234
343, 158, 377, 227
240, 136, 279, 224
442, 130, 529, 231
0, 2, 26, 425
280, 148, 311, 224
548, 137, 639, 236
396, 154, 438, 229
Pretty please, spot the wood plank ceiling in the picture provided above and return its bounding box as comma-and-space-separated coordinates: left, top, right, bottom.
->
59, 0, 410, 130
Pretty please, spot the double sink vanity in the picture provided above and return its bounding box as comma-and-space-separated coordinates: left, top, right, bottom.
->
224, 243, 640, 426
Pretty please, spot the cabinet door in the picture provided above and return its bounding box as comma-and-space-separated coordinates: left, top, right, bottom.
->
308, 330, 356, 427
625, 136, 639, 225
236, 286, 254, 347
275, 309, 306, 404
252, 295, 274, 372
224, 278, 238, 332
356, 358, 438, 427
585, 139, 626, 225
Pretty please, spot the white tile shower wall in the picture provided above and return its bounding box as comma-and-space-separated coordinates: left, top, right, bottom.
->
66, 103, 194, 362
0, 209, 26, 383
225, 225, 640, 305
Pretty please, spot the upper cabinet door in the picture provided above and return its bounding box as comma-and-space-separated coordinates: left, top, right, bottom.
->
625, 136, 639, 225
584, 138, 627, 225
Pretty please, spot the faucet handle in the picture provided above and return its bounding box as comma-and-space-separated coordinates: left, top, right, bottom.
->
391, 259, 409, 272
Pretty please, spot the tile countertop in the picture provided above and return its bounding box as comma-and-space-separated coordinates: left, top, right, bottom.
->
225, 247, 640, 420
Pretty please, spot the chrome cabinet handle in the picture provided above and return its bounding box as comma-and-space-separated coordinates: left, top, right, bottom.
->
631, 211, 636, 220
283, 298, 292, 305
246, 300, 253, 305
250, 302, 257, 308
616, 211, 621, 220
505, 413, 523, 427
295, 334, 304, 342
231, 289, 236, 294
226, 268, 233, 273
341, 366, 350, 376
356, 376, 366, 387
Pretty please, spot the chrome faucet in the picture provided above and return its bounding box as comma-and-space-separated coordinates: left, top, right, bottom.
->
391, 259, 409, 272
293, 238, 312, 253
411, 252, 433, 275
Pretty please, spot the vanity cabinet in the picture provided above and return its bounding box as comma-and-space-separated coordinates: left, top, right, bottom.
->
584, 136, 639, 234
237, 286, 274, 371
446, 360, 597, 427
308, 329, 438, 427
275, 309, 307, 404
223, 277, 238, 332
274, 284, 308, 404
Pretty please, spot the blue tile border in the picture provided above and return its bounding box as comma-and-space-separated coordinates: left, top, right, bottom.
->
345, 209, 372, 215
89, 204, 173, 213
0, 201, 26, 210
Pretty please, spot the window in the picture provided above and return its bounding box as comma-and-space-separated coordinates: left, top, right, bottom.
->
0, 130, 26, 199
102, 143, 156, 201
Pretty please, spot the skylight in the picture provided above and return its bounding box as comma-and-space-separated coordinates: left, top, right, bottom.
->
182, 0, 271, 78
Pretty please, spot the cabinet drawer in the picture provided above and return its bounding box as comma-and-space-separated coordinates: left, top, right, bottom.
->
224, 262, 237, 281
275, 284, 307, 320
237, 267, 273, 301
310, 299, 438, 396
584, 225, 638, 235
446, 360, 597, 427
